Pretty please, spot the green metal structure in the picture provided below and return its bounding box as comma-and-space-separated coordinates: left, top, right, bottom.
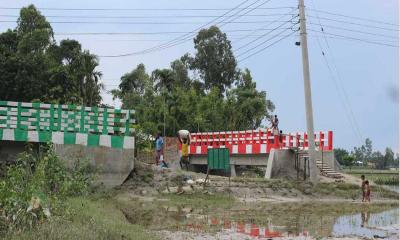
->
207, 148, 230, 171
0, 101, 135, 149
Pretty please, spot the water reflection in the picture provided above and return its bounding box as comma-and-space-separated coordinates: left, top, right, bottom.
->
332, 208, 399, 239
158, 205, 399, 239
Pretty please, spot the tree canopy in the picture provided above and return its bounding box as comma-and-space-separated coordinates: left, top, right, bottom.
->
0, 5, 103, 105
113, 26, 275, 136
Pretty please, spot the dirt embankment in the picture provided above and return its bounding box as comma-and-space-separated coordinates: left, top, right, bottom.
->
120, 161, 398, 203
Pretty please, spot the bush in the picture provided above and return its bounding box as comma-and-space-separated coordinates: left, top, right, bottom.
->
0, 144, 93, 233
374, 176, 399, 185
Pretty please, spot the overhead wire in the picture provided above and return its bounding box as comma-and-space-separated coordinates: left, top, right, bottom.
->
234, 15, 298, 55
0, 19, 300, 25
307, 15, 400, 32
307, 8, 399, 27
0, 13, 295, 19
232, 7, 298, 45
54, 28, 296, 36
237, 29, 297, 62
308, 29, 398, 47
308, 0, 364, 143
0, 6, 296, 11
308, 22, 398, 40
98, 0, 259, 57
98, 0, 274, 57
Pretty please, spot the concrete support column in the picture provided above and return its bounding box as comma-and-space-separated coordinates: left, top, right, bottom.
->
230, 164, 237, 177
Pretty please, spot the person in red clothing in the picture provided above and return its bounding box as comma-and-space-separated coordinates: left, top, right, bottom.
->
364, 180, 371, 202
361, 175, 366, 202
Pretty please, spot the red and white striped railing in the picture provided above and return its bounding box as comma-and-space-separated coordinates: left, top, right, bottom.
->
183, 129, 333, 155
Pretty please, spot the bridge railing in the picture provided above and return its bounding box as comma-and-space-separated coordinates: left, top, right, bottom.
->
185, 129, 333, 155
0, 101, 135, 149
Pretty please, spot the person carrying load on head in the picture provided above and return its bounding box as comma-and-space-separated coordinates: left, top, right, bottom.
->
178, 130, 191, 170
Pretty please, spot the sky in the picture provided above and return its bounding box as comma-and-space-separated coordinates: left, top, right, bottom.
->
0, 0, 398, 152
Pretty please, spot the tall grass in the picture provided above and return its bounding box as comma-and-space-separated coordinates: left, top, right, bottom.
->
0, 144, 93, 234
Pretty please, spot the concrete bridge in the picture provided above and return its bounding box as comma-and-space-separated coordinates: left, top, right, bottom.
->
182, 129, 338, 179
0, 100, 135, 187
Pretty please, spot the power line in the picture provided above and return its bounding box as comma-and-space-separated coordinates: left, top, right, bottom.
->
99, 0, 276, 58
308, 22, 398, 40
0, 19, 299, 25
0, 13, 294, 19
234, 16, 298, 55
232, 7, 297, 45
309, 0, 364, 143
237, 29, 297, 62
309, 34, 398, 45
54, 28, 294, 36
308, 29, 399, 47
307, 15, 400, 32
0, 6, 295, 11
307, 8, 399, 27
96, 34, 298, 42
98, 0, 259, 57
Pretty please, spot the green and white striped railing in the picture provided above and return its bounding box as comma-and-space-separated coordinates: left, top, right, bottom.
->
0, 101, 135, 149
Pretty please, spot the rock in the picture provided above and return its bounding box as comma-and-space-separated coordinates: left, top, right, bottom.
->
303, 188, 312, 195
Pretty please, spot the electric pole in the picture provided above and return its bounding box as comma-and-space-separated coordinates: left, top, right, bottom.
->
299, 0, 318, 183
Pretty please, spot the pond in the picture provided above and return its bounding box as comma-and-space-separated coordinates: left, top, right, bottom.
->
140, 201, 399, 239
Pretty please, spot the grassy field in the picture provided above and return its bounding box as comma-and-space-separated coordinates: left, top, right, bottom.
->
5, 197, 157, 240
343, 169, 399, 185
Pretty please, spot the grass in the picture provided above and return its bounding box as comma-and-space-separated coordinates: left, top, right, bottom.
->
5, 197, 157, 240
313, 182, 398, 199
159, 191, 236, 209
343, 169, 398, 174
343, 169, 399, 185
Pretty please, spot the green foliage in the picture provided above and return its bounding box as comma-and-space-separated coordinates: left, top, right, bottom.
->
334, 148, 349, 165
114, 26, 275, 143
374, 176, 399, 185
0, 144, 93, 233
0, 5, 103, 105
342, 155, 355, 168
353, 138, 372, 166
6, 197, 155, 240
189, 26, 238, 95
343, 138, 398, 170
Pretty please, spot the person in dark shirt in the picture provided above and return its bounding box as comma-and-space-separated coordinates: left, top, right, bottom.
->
271, 115, 279, 131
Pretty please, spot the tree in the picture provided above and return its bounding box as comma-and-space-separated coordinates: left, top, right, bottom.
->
342, 155, 355, 170
171, 59, 191, 89
16, 4, 54, 54
334, 148, 349, 165
115, 30, 275, 139
382, 148, 394, 169
189, 26, 237, 96
353, 138, 373, 167
225, 69, 274, 130
365, 138, 373, 163
78, 51, 103, 106
0, 5, 103, 105
118, 63, 149, 96
371, 151, 384, 169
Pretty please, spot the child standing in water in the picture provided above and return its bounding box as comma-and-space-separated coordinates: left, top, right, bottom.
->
364, 180, 371, 202
361, 175, 366, 202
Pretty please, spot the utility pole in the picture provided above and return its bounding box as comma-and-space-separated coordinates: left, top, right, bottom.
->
299, 0, 318, 183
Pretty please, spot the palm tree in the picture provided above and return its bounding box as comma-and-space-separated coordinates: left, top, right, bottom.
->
78, 51, 103, 106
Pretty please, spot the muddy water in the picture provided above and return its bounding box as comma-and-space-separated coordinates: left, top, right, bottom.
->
332, 208, 398, 239
141, 202, 399, 239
